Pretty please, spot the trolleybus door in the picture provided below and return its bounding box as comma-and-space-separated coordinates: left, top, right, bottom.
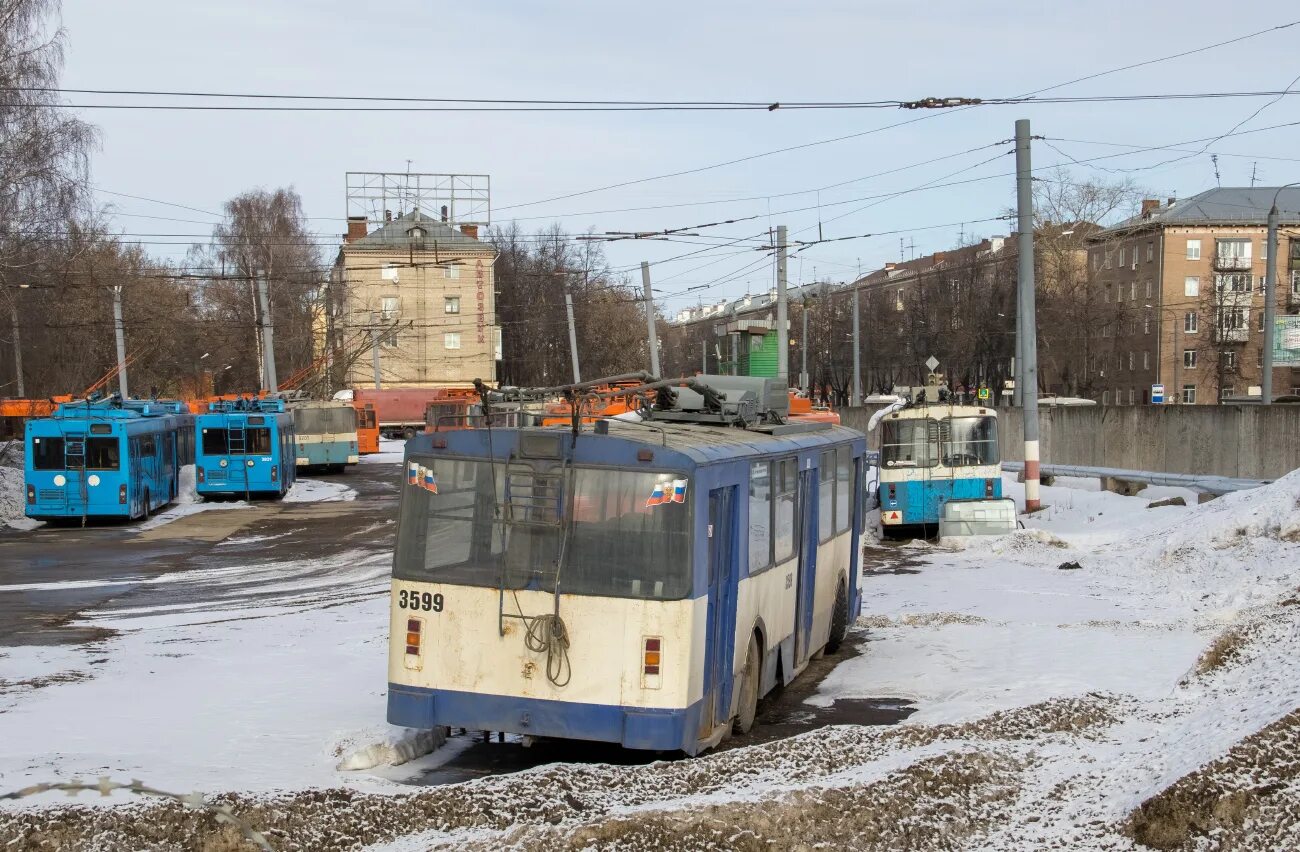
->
794, 467, 818, 668
701, 486, 738, 738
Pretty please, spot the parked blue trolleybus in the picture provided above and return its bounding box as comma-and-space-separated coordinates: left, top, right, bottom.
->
24, 396, 193, 522
875, 393, 1001, 537
288, 399, 359, 473
195, 398, 296, 498
388, 375, 866, 754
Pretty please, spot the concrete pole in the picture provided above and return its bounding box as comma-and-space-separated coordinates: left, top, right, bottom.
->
641, 262, 661, 377
371, 328, 383, 390
775, 225, 789, 386
256, 275, 278, 393
1015, 119, 1042, 512
111, 285, 129, 399
701, 339, 707, 374
564, 282, 581, 384
851, 285, 862, 406
730, 332, 738, 376
800, 297, 810, 393
1263, 201, 1280, 404
8, 297, 24, 397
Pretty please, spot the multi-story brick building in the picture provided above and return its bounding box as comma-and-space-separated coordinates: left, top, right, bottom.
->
1085, 188, 1300, 404
332, 210, 499, 389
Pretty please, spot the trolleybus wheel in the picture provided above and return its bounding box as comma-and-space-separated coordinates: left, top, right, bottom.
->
141, 489, 151, 521
733, 634, 761, 735
402, 427, 417, 441
827, 578, 849, 653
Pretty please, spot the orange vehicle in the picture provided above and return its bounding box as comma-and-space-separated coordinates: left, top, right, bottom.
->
539, 382, 653, 426
787, 393, 841, 424
1, 398, 63, 440
354, 402, 380, 454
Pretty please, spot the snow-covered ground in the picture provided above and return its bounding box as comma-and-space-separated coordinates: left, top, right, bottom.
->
284, 477, 358, 503
361, 438, 406, 465
2, 469, 1299, 850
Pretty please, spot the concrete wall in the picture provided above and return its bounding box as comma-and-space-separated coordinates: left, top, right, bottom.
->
840, 404, 1300, 479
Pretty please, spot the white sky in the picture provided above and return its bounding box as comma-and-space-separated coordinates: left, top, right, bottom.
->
60, 0, 1300, 309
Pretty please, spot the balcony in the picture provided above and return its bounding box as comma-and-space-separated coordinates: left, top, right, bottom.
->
1213, 254, 1252, 271
1214, 327, 1248, 344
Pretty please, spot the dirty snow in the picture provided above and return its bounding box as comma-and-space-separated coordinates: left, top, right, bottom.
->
0, 442, 40, 530
285, 477, 358, 503
2, 467, 1300, 850
361, 438, 406, 465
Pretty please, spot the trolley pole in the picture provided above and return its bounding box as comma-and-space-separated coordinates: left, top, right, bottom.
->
1015, 119, 1042, 512
851, 283, 862, 406
775, 225, 789, 387
111, 285, 129, 399
256, 274, 278, 393
564, 281, 581, 384
641, 261, 661, 377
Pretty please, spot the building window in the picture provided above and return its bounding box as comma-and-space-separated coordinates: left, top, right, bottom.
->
1215, 238, 1251, 268
1222, 351, 1236, 371
1129, 388, 1136, 405
1186, 239, 1201, 260
1144, 315, 1151, 334
1221, 386, 1235, 400
1102, 390, 1110, 405
1143, 351, 1150, 370
444, 264, 461, 279
1185, 276, 1200, 297
1182, 384, 1197, 404
381, 262, 399, 282
444, 332, 461, 350
1256, 349, 1263, 369
1092, 252, 1101, 271
1293, 270, 1300, 295
380, 330, 398, 349
1257, 311, 1265, 332
380, 295, 399, 319
1215, 273, 1251, 293
1104, 250, 1112, 270
1145, 280, 1153, 299
1119, 246, 1127, 266
445, 296, 460, 314
1128, 351, 1134, 371
1184, 349, 1197, 368
1218, 307, 1247, 332
1104, 285, 1111, 303
1146, 242, 1154, 262
1130, 281, 1137, 301
1118, 354, 1124, 371
1185, 311, 1199, 333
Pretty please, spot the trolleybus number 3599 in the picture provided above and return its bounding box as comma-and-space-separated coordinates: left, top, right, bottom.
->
398, 590, 444, 612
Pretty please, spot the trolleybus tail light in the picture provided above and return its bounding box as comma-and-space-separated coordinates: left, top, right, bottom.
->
405, 618, 422, 655
118, 484, 127, 504
888, 484, 897, 500
196, 467, 205, 483
26, 484, 34, 505
985, 478, 994, 497
270, 466, 278, 482
642, 637, 662, 689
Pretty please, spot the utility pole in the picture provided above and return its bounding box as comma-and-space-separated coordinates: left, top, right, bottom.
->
1262, 184, 1296, 403
641, 261, 660, 377
8, 296, 23, 397
1015, 118, 1042, 512
851, 283, 862, 406
256, 274, 278, 393
111, 285, 129, 398
800, 295, 810, 393
775, 225, 789, 386
564, 280, 581, 384
370, 327, 383, 390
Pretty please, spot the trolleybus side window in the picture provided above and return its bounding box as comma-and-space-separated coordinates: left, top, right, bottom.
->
748, 461, 772, 573
245, 427, 272, 455
774, 458, 797, 564
881, 418, 938, 468
31, 436, 65, 470
201, 428, 228, 455
942, 416, 999, 467
819, 450, 835, 543
836, 446, 852, 533
86, 437, 121, 469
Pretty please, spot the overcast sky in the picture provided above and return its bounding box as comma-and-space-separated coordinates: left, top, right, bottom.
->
60, 0, 1300, 310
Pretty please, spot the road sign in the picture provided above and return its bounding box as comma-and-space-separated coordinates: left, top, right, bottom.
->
925, 355, 940, 373
1151, 383, 1165, 404
977, 386, 990, 401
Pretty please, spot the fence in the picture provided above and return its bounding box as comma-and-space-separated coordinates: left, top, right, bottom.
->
841, 404, 1300, 481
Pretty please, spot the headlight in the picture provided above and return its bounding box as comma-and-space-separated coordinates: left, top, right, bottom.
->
87, 474, 101, 487
53, 474, 66, 486
219, 459, 228, 468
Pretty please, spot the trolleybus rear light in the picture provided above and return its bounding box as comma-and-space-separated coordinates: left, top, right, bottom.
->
888, 484, 896, 500
643, 637, 662, 675
196, 467, 205, 483
270, 466, 278, 482
118, 484, 127, 504
405, 618, 422, 655
26, 484, 34, 505
985, 478, 994, 497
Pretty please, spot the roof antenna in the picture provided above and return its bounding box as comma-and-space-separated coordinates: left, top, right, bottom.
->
1250, 161, 1259, 188
816, 190, 824, 242
1211, 154, 1221, 187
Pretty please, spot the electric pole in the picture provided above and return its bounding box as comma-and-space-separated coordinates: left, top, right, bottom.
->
564, 279, 581, 384
370, 326, 383, 390
641, 261, 660, 377
8, 296, 24, 397
1015, 119, 1042, 512
800, 294, 810, 393
1262, 184, 1297, 403
256, 274, 278, 393
851, 283, 862, 406
775, 225, 789, 386
111, 285, 129, 399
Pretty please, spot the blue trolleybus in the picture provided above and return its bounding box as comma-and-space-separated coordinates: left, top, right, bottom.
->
195, 398, 296, 498
388, 376, 866, 754
25, 396, 193, 522
874, 395, 1001, 537
288, 399, 359, 473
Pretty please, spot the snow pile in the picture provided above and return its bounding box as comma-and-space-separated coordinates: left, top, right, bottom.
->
175, 464, 198, 505
285, 478, 358, 503
336, 727, 446, 771
0, 442, 39, 530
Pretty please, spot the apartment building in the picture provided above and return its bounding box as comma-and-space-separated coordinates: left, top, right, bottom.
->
333, 209, 499, 389
1085, 187, 1300, 405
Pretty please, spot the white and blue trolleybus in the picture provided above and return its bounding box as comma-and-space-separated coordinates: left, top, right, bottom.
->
388, 375, 867, 754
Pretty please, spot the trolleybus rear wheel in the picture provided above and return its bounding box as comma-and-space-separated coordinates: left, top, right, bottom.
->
827, 578, 849, 653
141, 489, 151, 521
733, 634, 761, 735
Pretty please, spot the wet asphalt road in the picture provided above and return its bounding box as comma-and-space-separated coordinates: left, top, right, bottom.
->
0, 464, 401, 647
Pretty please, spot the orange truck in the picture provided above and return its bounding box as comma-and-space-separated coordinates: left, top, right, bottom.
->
1, 396, 71, 440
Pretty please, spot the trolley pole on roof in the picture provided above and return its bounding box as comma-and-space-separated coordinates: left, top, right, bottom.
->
775, 225, 789, 387
641, 261, 661, 377
1015, 119, 1042, 512
256, 274, 278, 393
111, 285, 129, 399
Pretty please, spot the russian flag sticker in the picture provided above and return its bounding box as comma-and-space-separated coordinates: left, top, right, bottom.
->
424, 468, 438, 493
407, 462, 420, 485
670, 479, 688, 503
645, 481, 667, 508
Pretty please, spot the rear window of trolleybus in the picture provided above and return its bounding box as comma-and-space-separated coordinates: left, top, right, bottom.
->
395, 458, 692, 600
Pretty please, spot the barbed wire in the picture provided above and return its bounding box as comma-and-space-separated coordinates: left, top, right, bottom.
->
0, 776, 274, 850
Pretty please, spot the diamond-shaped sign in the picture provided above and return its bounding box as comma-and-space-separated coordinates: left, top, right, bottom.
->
925, 355, 939, 372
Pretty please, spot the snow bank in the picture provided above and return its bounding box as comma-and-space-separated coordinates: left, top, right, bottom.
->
176, 464, 198, 504
0, 443, 40, 530
284, 478, 358, 503
336, 727, 446, 771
